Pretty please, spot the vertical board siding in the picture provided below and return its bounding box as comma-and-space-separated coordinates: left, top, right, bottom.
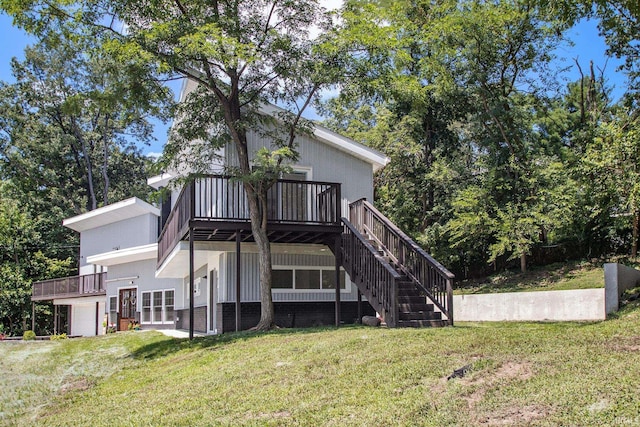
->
223, 252, 358, 303
226, 129, 374, 207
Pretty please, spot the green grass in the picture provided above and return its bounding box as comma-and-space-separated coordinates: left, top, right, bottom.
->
456, 260, 605, 294
2, 302, 640, 426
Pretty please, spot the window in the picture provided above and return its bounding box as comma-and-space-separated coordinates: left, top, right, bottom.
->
323, 270, 347, 290
164, 290, 175, 322
141, 289, 175, 324
142, 293, 151, 323
272, 268, 348, 291
295, 270, 320, 289
273, 269, 293, 289
153, 291, 163, 323
108, 296, 117, 325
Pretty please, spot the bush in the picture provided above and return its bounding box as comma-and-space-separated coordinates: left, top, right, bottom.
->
23, 330, 36, 341
50, 333, 67, 341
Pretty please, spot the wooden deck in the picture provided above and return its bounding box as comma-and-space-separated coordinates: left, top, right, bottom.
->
32, 272, 106, 301
158, 175, 343, 267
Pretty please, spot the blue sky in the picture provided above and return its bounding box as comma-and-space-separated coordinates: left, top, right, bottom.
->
0, 12, 627, 156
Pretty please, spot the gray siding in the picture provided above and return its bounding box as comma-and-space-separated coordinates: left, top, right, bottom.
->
226, 128, 374, 210
223, 252, 358, 303
106, 259, 182, 312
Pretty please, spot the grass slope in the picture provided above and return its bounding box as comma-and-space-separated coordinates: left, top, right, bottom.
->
456, 261, 604, 294
2, 302, 640, 426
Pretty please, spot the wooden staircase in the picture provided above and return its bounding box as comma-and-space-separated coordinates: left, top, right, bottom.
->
341, 199, 454, 328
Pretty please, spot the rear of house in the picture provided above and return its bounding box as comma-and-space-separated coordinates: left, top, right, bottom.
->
32, 79, 454, 336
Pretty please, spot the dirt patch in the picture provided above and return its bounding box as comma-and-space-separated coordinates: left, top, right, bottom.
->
608, 336, 640, 352
60, 377, 93, 394
476, 404, 551, 425
460, 361, 534, 408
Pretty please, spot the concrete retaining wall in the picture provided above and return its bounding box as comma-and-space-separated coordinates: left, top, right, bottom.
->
604, 263, 640, 314
453, 288, 606, 322
453, 263, 640, 322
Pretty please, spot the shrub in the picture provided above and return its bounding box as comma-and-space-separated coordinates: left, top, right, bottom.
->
50, 333, 68, 341
23, 330, 36, 341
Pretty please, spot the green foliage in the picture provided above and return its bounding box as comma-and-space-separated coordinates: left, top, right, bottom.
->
0, 183, 74, 336
0, 35, 169, 214
22, 330, 36, 341
50, 333, 67, 341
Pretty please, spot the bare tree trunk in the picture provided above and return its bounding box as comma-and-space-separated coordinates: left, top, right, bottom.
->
632, 210, 639, 258
73, 124, 97, 211
520, 252, 527, 273
102, 139, 110, 205
100, 114, 112, 205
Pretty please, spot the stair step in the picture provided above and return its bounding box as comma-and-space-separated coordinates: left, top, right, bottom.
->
398, 295, 426, 304
398, 289, 422, 297
398, 303, 434, 312
397, 319, 448, 328
399, 311, 442, 321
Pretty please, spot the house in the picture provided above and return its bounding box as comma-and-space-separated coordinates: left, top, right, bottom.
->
32, 79, 454, 337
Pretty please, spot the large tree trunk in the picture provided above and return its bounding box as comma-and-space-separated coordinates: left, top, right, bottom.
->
245, 184, 275, 330
230, 115, 276, 330
520, 252, 527, 273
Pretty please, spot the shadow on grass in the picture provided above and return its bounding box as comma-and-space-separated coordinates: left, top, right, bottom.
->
130, 325, 366, 361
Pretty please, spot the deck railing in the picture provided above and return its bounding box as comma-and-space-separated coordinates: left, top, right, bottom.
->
349, 199, 455, 324
341, 219, 401, 327
158, 175, 341, 266
32, 272, 106, 301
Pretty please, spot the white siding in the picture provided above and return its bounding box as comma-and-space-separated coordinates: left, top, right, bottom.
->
80, 214, 158, 271
223, 252, 358, 303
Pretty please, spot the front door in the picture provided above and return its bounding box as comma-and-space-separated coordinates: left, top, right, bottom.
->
118, 288, 137, 331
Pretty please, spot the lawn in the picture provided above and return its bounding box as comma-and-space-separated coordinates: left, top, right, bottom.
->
456, 260, 605, 294
1, 301, 640, 426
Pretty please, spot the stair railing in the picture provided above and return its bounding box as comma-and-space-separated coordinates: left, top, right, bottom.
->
349, 199, 455, 325
341, 218, 401, 327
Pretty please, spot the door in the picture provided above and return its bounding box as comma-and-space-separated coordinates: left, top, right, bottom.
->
118, 288, 137, 331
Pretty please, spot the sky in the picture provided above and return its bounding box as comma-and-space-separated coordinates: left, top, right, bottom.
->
0, 11, 628, 157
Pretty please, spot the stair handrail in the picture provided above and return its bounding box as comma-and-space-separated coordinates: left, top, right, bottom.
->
341, 217, 401, 327
349, 198, 455, 325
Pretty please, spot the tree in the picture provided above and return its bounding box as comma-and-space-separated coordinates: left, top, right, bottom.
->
0, 36, 170, 215
0, 182, 73, 336
324, 0, 572, 273
583, 105, 640, 256
2, 0, 340, 330
592, 0, 640, 90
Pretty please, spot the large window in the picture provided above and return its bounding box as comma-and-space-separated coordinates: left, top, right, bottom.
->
272, 267, 347, 291
141, 289, 175, 324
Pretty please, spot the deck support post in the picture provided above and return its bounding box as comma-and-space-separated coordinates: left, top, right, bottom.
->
235, 231, 241, 332
31, 302, 35, 333
95, 301, 99, 336
189, 229, 195, 340
53, 304, 57, 335
357, 289, 362, 323
334, 235, 341, 327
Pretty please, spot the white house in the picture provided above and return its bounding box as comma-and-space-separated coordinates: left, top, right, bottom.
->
32, 79, 454, 337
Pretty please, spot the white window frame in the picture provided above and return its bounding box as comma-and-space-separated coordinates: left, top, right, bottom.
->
140, 289, 176, 325
271, 266, 350, 293
107, 296, 117, 325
